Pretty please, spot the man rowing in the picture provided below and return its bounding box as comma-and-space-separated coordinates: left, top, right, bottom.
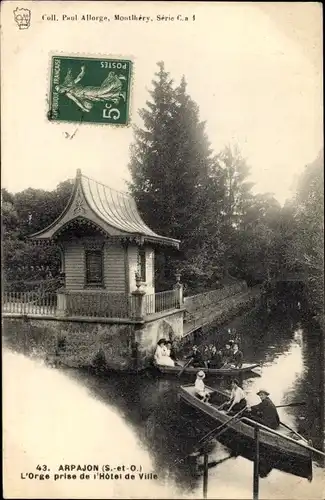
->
247, 389, 280, 429
219, 379, 247, 414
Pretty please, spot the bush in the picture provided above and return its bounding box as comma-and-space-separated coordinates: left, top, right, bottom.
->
91, 349, 107, 372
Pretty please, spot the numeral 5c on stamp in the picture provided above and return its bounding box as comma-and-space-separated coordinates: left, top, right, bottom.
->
49, 56, 132, 125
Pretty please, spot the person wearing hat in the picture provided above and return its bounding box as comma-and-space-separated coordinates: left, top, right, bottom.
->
230, 342, 243, 369
203, 345, 211, 365
194, 370, 210, 402
208, 346, 223, 369
247, 389, 280, 429
154, 338, 166, 365
154, 338, 175, 367
221, 341, 233, 368
219, 379, 247, 414
185, 345, 206, 368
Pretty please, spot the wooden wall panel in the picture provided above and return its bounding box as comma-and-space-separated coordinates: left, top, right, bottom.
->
104, 243, 126, 292
64, 242, 85, 290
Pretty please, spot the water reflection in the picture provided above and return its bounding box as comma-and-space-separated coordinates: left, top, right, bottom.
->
3, 350, 180, 499
61, 310, 324, 496
4, 308, 325, 499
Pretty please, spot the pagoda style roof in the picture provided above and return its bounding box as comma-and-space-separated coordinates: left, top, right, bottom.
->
30, 170, 180, 248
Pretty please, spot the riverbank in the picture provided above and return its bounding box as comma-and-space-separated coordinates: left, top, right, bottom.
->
181, 286, 261, 347
2, 286, 261, 371
3, 308, 325, 499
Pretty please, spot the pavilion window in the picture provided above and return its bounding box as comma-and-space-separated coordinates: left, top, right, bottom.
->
85, 249, 104, 286
137, 248, 146, 282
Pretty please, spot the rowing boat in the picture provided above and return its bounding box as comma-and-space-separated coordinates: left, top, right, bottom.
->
152, 362, 261, 377
179, 384, 313, 463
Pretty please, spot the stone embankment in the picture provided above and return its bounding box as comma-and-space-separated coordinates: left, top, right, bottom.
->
2, 285, 261, 371
181, 285, 261, 346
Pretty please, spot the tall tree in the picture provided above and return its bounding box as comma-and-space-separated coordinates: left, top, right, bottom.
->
231, 192, 282, 283
290, 150, 324, 315
128, 62, 220, 291
213, 145, 255, 280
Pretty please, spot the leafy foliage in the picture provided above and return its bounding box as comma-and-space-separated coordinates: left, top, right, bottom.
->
2, 180, 73, 290
129, 63, 224, 291
287, 150, 324, 314
128, 63, 281, 291
128, 61, 323, 316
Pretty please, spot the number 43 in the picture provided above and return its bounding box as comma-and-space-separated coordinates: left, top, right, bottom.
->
36, 465, 48, 471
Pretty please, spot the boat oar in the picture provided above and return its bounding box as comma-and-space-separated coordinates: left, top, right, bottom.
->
280, 421, 309, 443
197, 454, 234, 471
248, 417, 325, 458
276, 402, 306, 408
174, 407, 246, 466
178, 357, 193, 377
279, 422, 325, 458
197, 405, 247, 447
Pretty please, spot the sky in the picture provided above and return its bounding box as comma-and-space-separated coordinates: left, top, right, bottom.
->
1, 1, 323, 205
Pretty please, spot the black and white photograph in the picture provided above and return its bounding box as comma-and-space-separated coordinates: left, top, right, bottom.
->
1, 2, 324, 498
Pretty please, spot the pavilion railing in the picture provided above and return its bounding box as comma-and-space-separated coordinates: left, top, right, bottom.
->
2, 289, 181, 319
65, 291, 129, 318
145, 289, 179, 315
2, 283, 248, 321
2, 291, 57, 315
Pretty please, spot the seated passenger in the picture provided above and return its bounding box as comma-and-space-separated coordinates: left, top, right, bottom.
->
154, 339, 175, 367
219, 379, 247, 414
230, 343, 243, 368
203, 345, 211, 365
166, 340, 182, 366
185, 345, 205, 368
221, 342, 233, 367
208, 346, 223, 369
228, 339, 235, 348
194, 370, 210, 402
247, 389, 280, 429
166, 341, 177, 361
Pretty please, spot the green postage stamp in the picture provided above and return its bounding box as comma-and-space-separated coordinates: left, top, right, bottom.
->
49, 56, 132, 125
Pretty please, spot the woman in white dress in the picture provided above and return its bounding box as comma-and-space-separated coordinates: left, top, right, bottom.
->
154, 339, 175, 367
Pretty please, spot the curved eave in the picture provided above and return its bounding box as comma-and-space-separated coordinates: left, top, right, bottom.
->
81, 175, 160, 237
142, 236, 180, 249
31, 215, 180, 249
29, 170, 180, 249
80, 175, 180, 247
33, 230, 180, 250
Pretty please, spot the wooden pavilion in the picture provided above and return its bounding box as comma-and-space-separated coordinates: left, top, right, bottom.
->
30, 169, 180, 318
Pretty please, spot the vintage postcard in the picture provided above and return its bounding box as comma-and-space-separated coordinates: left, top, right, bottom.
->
1, 1, 324, 499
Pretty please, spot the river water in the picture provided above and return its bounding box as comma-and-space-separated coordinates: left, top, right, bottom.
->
3, 307, 325, 499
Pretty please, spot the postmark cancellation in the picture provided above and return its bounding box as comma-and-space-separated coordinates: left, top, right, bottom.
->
48, 56, 132, 125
